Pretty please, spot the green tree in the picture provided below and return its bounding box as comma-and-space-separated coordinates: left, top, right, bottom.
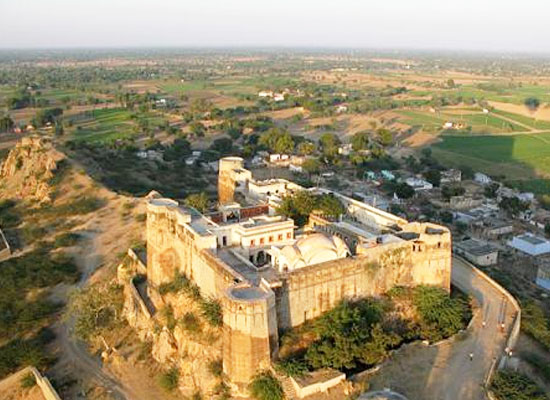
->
351, 131, 370, 151
377, 128, 393, 147
424, 169, 441, 187
302, 158, 321, 175
189, 121, 205, 137
491, 370, 547, 400
316, 194, 346, 219
274, 132, 295, 154
499, 197, 529, 217
442, 184, 465, 201
297, 141, 315, 155
318, 133, 340, 158
184, 192, 209, 213
0, 116, 14, 133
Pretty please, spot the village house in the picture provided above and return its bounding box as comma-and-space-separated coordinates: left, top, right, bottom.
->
454, 239, 498, 267
508, 233, 550, 256
474, 172, 492, 185
405, 177, 433, 191
440, 169, 462, 184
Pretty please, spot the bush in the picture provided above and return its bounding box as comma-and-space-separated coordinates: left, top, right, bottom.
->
20, 372, 36, 388
200, 298, 223, 327
249, 371, 284, 400
521, 300, 550, 350
490, 370, 547, 400
53, 196, 105, 216
158, 272, 193, 295
413, 286, 471, 342
208, 359, 223, 377
68, 283, 124, 341
0, 249, 79, 339
54, 232, 81, 248
158, 368, 179, 392
275, 358, 309, 377
304, 299, 398, 370
0, 328, 55, 379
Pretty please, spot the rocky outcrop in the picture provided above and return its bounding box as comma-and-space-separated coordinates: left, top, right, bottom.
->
119, 257, 224, 397
0, 136, 65, 203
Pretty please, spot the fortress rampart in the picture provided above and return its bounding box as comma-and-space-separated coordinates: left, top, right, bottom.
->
121, 158, 452, 395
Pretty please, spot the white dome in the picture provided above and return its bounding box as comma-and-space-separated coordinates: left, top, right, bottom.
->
278, 233, 349, 272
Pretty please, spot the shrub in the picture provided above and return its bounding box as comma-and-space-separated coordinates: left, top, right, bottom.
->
54, 232, 81, 248
0, 328, 55, 379
275, 358, 309, 377
200, 298, 223, 327
413, 286, 471, 342
490, 370, 546, 400
208, 359, 223, 377
68, 283, 124, 341
158, 272, 192, 295
20, 372, 36, 388
0, 249, 79, 339
135, 213, 146, 222
521, 300, 550, 350
191, 391, 203, 400
158, 368, 179, 392
249, 371, 284, 400
53, 196, 105, 216
162, 305, 177, 331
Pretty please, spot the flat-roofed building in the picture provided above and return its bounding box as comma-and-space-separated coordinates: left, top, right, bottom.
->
508, 233, 550, 256
454, 239, 498, 266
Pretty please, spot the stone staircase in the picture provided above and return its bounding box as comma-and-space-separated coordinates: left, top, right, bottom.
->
270, 368, 299, 400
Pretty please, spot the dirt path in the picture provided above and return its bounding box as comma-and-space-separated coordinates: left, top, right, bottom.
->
366, 257, 518, 400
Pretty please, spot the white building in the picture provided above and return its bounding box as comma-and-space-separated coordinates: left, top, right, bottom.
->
258, 91, 274, 98
273, 93, 285, 102
474, 172, 492, 185
405, 177, 433, 191
508, 233, 550, 256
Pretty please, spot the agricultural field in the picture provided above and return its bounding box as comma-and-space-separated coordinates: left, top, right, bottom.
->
433, 132, 550, 191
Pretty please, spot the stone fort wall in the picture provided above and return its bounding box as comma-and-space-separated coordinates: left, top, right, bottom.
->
276, 230, 451, 329
141, 199, 451, 393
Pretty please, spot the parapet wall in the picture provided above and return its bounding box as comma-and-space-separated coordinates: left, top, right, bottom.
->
277, 227, 451, 329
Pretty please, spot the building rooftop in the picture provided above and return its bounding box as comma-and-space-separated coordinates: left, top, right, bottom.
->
455, 239, 498, 256
517, 234, 547, 245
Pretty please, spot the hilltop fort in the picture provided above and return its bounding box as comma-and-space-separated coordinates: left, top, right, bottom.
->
119, 156, 451, 397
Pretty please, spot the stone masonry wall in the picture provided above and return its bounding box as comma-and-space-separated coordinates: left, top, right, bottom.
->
276, 233, 451, 329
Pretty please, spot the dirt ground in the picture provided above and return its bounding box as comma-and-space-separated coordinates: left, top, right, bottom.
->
0, 369, 46, 400
489, 100, 550, 121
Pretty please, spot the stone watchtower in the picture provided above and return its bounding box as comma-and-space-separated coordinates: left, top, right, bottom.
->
222, 284, 279, 394
218, 157, 245, 205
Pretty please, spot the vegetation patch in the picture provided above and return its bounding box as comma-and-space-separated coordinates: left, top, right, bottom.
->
68, 283, 124, 341
277, 286, 471, 375
249, 371, 284, 400
521, 300, 550, 350
0, 247, 79, 339
490, 370, 547, 400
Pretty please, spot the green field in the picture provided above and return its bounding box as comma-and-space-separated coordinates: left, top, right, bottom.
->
491, 109, 550, 130
70, 108, 136, 142
433, 132, 550, 186
396, 109, 524, 133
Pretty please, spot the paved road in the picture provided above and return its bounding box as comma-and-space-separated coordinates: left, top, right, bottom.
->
423, 257, 517, 400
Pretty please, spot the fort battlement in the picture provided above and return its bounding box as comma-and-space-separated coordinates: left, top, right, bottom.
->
121, 157, 452, 396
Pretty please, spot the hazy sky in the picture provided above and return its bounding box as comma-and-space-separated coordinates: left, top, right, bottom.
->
1, 0, 549, 52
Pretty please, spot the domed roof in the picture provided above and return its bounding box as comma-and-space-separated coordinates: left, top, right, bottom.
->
278, 233, 350, 271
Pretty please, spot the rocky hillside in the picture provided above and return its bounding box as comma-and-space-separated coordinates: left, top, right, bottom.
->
0, 136, 65, 203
